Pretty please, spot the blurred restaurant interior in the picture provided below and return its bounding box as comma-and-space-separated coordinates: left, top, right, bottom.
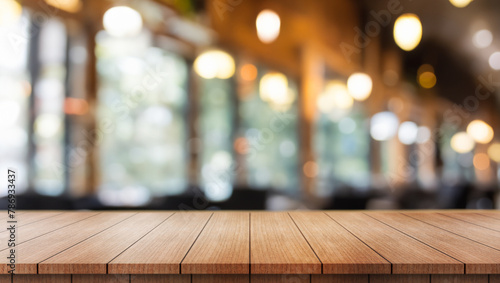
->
1, 0, 500, 210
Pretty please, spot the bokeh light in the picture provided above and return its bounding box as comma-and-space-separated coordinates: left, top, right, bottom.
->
393, 13, 422, 51
466, 120, 494, 144
194, 50, 235, 79
370, 111, 399, 141
473, 153, 490, 170
347, 72, 372, 101
103, 6, 143, 37
398, 121, 418, 145
256, 10, 281, 43
450, 131, 475, 153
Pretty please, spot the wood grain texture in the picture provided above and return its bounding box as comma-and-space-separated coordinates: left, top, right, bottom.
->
251, 212, 321, 274
252, 274, 310, 283
39, 212, 173, 274
326, 212, 463, 274
405, 212, 500, 250
13, 275, 71, 283
192, 275, 248, 283
130, 275, 191, 283
0, 211, 98, 251
109, 212, 212, 274
182, 212, 249, 274
370, 275, 430, 283
439, 212, 500, 232
72, 275, 129, 283
290, 212, 390, 274
8, 211, 62, 226
367, 212, 500, 274
0, 275, 9, 283
491, 275, 500, 282
311, 275, 368, 283
431, 275, 488, 283
0, 212, 134, 274
477, 211, 500, 220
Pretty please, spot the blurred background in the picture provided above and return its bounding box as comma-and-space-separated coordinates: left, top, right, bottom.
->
1, 0, 500, 210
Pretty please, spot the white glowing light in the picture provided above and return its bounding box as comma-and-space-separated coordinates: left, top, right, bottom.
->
393, 13, 422, 51
194, 50, 235, 79
103, 6, 143, 37
317, 80, 353, 113
466, 120, 494, 144
489, 52, 500, 70
451, 132, 475, 153
473, 29, 493, 49
398, 121, 418, 145
347, 72, 372, 101
259, 72, 295, 107
256, 9, 281, 43
0, 0, 22, 27
450, 0, 473, 8
370, 111, 399, 141
416, 126, 431, 144
35, 113, 61, 138
0, 101, 20, 128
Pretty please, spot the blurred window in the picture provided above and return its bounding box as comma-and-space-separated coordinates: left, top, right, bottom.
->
198, 77, 235, 202
0, 11, 31, 195
96, 30, 189, 205
237, 66, 300, 193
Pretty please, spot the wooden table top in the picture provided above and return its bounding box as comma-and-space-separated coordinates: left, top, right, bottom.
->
2, 210, 500, 275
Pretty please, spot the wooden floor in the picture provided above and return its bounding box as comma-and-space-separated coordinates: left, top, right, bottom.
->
1, 210, 500, 283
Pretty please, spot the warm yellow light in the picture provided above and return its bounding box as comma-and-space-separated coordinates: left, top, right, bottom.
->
450, 0, 473, 8
473, 153, 490, 170
317, 80, 353, 113
347, 72, 372, 101
256, 9, 280, 44
393, 13, 422, 51
103, 6, 143, 37
0, 0, 22, 27
418, 72, 436, 88
259, 72, 295, 108
466, 120, 494, 144
488, 143, 500, 163
450, 132, 475, 153
240, 64, 257, 81
194, 50, 235, 79
303, 161, 318, 178
44, 0, 81, 13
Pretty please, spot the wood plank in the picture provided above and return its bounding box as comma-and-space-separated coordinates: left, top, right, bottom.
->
491, 275, 500, 283
0, 212, 98, 251
477, 211, 500, 220
72, 275, 129, 283
192, 275, 248, 283
131, 275, 191, 283
252, 274, 310, 282
6, 211, 62, 227
367, 212, 500, 274
39, 212, 174, 274
439, 212, 500, 232
0, 212, 134, 274
405, 212, 500, 251
109, 212, 212, 274
182, 212, 249, 274
290, 212, 390, 274
369, 275, 430, 283
311, 275, 368, 283
326, 212, 463, 274
13, 275, 71, 283
0, 275, 9, 283
251, 212, 321, 274
431, 275, 488, 283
